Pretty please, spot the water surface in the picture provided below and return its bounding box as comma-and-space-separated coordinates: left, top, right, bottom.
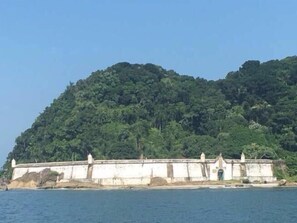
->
1, 188, 296, 223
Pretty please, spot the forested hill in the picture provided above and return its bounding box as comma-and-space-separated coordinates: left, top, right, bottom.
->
2, 57, 297, 178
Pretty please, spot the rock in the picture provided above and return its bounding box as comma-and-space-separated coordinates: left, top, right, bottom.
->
0, 185, 7, 191
17, 171, 40, 182
278, 179, 287, 186
242, 178, 250, 184
55, 181, 99, 189
9, 180, 37, 189
9, 168, 62, 189
39, 181, 57, 189
37, 168, 59, 187
0, 178, 9, 190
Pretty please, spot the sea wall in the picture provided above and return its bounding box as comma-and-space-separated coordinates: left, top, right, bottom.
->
12, 161, 89, 180
91, 160, 207, 185
245, 162, 276, 182
11, 155, 277, 186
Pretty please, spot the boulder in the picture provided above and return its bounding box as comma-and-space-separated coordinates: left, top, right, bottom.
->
278, 179, 287, 186
9, 180, 37, 189
9, 168, 62, 189
242, 178, 250, 184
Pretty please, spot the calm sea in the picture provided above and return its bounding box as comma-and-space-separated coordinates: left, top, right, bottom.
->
0, 188, 296, 223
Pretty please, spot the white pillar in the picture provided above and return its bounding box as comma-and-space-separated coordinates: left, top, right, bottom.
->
241, 152, 245, 163
87, 153, 93, 165
200, 152, 205, 162
11, 159, 16, 168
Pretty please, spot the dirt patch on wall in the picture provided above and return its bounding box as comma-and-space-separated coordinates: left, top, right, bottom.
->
149, 177, 168, 186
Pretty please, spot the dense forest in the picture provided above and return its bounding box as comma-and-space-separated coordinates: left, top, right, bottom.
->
1, 56, 297, 179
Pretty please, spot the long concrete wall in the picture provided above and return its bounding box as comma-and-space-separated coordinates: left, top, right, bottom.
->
12, 156, 277, 186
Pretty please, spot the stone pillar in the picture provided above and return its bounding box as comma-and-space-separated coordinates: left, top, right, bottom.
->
241, 152, 245, 163
231, 160, 234, 180
200, 153, 208, 179
87, 154, 94, 180
200, 152, 206, 162
167, 163, 174, 178
218, 153, 223, 169
87, 153, 93, 165
11, 159, 16, 168
240, 152, 247, 178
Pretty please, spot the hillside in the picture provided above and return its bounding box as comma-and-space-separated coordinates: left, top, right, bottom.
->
2, 57, 297, 179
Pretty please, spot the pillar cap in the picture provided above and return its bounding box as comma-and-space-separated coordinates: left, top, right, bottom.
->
200, 152, 206, 162
87, 153, 93, 164
11, 159, 16, 168
241, 152, 246, 162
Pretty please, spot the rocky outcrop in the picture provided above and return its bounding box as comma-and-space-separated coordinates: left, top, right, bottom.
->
55, 181, 100, 189
9, 180, 37, 189
0, 180, 8, 191
278, 179, 287, 186
9, 168, 61, 189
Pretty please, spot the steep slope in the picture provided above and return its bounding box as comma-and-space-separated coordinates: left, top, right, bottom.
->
2, 58, 297, 178
4, 63, 229, 162
218, 56, 297, 176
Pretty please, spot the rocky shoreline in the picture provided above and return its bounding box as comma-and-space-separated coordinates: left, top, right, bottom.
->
6, 179, 297, 191
4, 168, 296, 191
0, 178, 8, 191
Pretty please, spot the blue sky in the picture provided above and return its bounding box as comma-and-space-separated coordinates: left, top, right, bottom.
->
0, 0, 297, 166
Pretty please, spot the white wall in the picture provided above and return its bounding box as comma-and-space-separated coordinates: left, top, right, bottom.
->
12, 164, 88, 180
246, 163, 275, 182
12, 159, 277, 185
232, 164, 242, 180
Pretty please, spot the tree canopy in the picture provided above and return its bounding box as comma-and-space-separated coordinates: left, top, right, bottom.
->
2, 57, 297, 178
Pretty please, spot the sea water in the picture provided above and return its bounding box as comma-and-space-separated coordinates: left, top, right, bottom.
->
1, 188, 297, 223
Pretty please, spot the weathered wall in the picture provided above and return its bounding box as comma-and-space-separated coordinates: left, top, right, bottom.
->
12, 157, 277, 186
91, 160, 207, 185
245, 162, 275, 182
12, 161, 89, 180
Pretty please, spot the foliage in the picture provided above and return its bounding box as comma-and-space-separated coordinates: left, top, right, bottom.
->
3, 57, 297, 176
242, 143, 278, 159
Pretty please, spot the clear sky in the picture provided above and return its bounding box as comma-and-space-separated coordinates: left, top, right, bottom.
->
0, 0, 297, 166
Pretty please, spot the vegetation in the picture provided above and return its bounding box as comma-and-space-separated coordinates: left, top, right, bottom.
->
1, 57, 297, 179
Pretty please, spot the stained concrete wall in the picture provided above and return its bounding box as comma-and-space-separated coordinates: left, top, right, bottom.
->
91, 160, 205, 185
245, 163, 275, 182
12, 158, 277, 185
12, 161, 89, 180
232, 164, 242, 180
